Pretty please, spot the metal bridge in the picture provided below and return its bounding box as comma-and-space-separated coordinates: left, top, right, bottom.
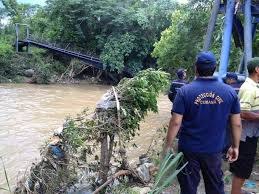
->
15, 24, 104, 70
16, 0, 259, 79
204, 0, 259, 79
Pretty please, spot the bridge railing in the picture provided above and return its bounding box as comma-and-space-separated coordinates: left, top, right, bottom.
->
26, 34, 99, 60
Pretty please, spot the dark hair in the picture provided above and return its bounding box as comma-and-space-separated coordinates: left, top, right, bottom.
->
196, 66, 216, 76
247, 57, 259, 75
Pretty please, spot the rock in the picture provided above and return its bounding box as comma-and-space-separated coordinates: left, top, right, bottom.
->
54, 127, 63, 136
251, 171, 259, 181
139, 154, 151, 164
137, 163, 154, 182
67, 180, 93, 194
96, 92, 116, 110
24, 69, 35, 77
111, 178, 120, 188
132, 186, 151, 194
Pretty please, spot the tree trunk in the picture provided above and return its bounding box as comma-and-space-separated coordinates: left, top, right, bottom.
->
99, 132, 109, 183
99, 133, 114, 184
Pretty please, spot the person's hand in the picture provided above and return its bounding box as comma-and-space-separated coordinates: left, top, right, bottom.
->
226, 147, 239, 163
162, 147, 174, 159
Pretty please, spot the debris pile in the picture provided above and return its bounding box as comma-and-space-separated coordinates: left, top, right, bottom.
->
14, 69, 170, 194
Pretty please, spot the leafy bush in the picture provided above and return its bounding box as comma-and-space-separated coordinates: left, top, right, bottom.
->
0, 42, 13, 58
63, 69, 170, 185
34, 62, 52, 84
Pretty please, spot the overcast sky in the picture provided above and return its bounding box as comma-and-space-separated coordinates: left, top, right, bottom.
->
17, 0, 46, 5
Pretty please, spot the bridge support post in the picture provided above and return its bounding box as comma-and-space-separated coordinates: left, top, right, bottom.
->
15, 24, 19, 52
26, 25, 30, 53
244, 0, 252, 76
219, 0, 235, 80
203, 0, 221, 51
238, 22, 256, 74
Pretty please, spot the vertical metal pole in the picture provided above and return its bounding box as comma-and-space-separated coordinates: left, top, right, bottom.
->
238, 22, 256, 74
252, 23, 257, 41
26, 25, 29, 39
219, 0, 235, 79
238, 55, 244, 74
203, 0, 221, 51
244, 0, 252, 76
26, 25, 30, 52
15, 23, 19, 52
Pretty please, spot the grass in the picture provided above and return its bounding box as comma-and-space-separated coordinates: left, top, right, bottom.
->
0, 157, 11, 193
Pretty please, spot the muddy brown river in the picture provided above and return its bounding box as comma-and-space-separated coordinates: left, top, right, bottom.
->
0, 83, 171, 190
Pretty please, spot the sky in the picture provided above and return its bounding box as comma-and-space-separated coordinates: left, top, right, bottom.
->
17, 0, 46, 5
0, 0, 45, 7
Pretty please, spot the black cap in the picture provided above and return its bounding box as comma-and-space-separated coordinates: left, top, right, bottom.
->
176, 68, 186, 79
226, 72, 238, 81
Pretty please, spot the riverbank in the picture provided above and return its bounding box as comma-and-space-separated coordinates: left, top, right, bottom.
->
0, 83, 172, 192
0, 47, 118, 85
0, 83, 110, 190
4, 69, 171, 193
10, 116, 259, 194
0, 74, 106, 85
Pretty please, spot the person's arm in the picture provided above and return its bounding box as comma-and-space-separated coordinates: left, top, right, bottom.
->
163, 113, 183, 155
227, 90, 242, 163
240, 111, 259, 121
229, 113, 242, 149
227, 113, 242, 163
164, 88, 185, 155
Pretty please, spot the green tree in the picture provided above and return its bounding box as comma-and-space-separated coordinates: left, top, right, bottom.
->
1, 0, 39, 23
152, 3, 211, 75
152, 0, 242, 77
28, 0, 177, 74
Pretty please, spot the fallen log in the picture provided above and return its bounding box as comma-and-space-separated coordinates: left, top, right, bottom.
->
93, 170, 131, 194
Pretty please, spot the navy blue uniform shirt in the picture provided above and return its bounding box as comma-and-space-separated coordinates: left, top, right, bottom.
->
168, 79, 188, 102
173, 77, 240, 153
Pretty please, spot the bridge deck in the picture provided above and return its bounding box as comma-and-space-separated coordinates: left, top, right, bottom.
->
19, 39, 103, 69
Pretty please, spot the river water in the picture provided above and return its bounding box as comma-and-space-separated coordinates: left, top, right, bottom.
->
0, 83, 171, 189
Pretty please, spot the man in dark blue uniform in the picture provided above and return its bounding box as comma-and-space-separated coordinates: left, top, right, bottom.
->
223, 72, 241, 154
168, 68, 188, 102
163, 51, 242, 194
224, 72, 241, 93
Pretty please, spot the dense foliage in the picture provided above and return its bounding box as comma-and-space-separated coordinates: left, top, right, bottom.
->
152, 0, 243, 77
63, 69, 169, 182
1, 0, 258, 82
64, 68, 169, 149
0, 0, 176, 82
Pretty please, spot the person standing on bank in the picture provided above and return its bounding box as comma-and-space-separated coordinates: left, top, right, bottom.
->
223, 72, 241, 154
163, 51, 242, 194
168, 68, 188, 102
230, 58, 259, 194
224, 72, 241, 93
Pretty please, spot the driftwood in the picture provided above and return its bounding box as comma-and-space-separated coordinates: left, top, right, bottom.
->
93, 170, 131, 194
